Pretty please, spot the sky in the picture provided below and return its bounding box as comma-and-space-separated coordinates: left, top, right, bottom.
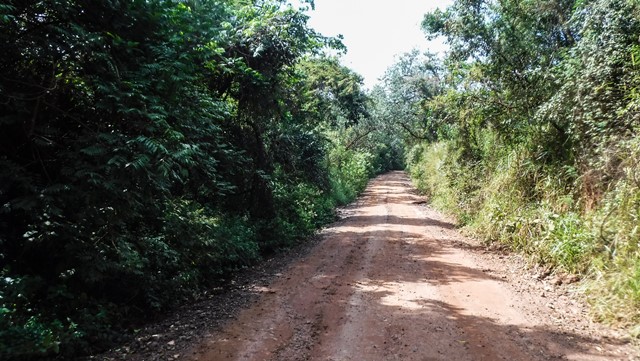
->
305, 0, 453, 89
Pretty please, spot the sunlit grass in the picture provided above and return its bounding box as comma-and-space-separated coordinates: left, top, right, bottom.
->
407, 137, 640, 334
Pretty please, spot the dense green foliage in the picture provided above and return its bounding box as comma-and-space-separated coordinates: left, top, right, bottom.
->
9, 0, 640, 356
0, 1, 397, 358
398, 0, 640, 331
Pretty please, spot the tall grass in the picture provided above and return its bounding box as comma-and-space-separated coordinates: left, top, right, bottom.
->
587, 138, 640, 329
407, 136, 640, 331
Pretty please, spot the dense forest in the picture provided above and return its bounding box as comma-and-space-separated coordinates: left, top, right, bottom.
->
1, 0, 639, 359
0, 0, 401, 358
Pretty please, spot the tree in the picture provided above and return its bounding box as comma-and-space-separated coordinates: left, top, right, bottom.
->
0, 0, 371, 358
423, 0, 577, 145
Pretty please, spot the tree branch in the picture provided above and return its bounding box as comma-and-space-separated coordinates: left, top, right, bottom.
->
398, 122, 430, 140
345, 127, 376, 150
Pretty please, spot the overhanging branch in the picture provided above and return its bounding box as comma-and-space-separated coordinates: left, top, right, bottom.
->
399, 122, 430, 140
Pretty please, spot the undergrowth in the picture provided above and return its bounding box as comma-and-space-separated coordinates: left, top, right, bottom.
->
407, 136, 640, 333
0, 147, 378, 360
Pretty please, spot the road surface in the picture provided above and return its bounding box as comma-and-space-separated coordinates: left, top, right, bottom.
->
187, 171, 635, 361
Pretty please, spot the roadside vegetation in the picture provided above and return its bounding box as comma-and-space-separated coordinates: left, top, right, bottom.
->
0, 1, 402, 359
395, 0, 640, 334
3, 0, 640, 358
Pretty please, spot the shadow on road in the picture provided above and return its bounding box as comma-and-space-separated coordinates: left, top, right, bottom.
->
323, 171, 631, 360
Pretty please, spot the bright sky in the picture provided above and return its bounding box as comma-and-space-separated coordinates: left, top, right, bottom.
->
306, 0, 453, 89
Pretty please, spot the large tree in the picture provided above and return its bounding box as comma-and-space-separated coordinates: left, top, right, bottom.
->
0, 1, 372, 358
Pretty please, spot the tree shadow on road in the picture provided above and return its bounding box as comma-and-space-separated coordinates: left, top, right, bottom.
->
319, 228, 503, 286
340, 214, 456, 229
355, 284, 629, 360
320, 214, 633, 360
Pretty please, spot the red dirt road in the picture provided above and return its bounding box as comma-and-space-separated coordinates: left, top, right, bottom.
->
187, 172, 636, 361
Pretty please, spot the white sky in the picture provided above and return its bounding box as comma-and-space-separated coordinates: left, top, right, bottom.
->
306, 0, 453, 89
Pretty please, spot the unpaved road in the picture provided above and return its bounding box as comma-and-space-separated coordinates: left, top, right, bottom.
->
186, 172, 637, 361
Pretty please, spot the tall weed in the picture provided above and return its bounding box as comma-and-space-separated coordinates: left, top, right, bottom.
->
587, 138, 640, 326
407, 135, 640, 329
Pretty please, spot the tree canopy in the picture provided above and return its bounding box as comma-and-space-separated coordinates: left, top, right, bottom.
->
0, 1, 397, 358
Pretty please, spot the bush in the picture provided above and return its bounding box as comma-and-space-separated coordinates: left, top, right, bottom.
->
328, 145, 375, 205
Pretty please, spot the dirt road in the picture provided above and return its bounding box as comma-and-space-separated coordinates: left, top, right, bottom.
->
187, 172, 636, 361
